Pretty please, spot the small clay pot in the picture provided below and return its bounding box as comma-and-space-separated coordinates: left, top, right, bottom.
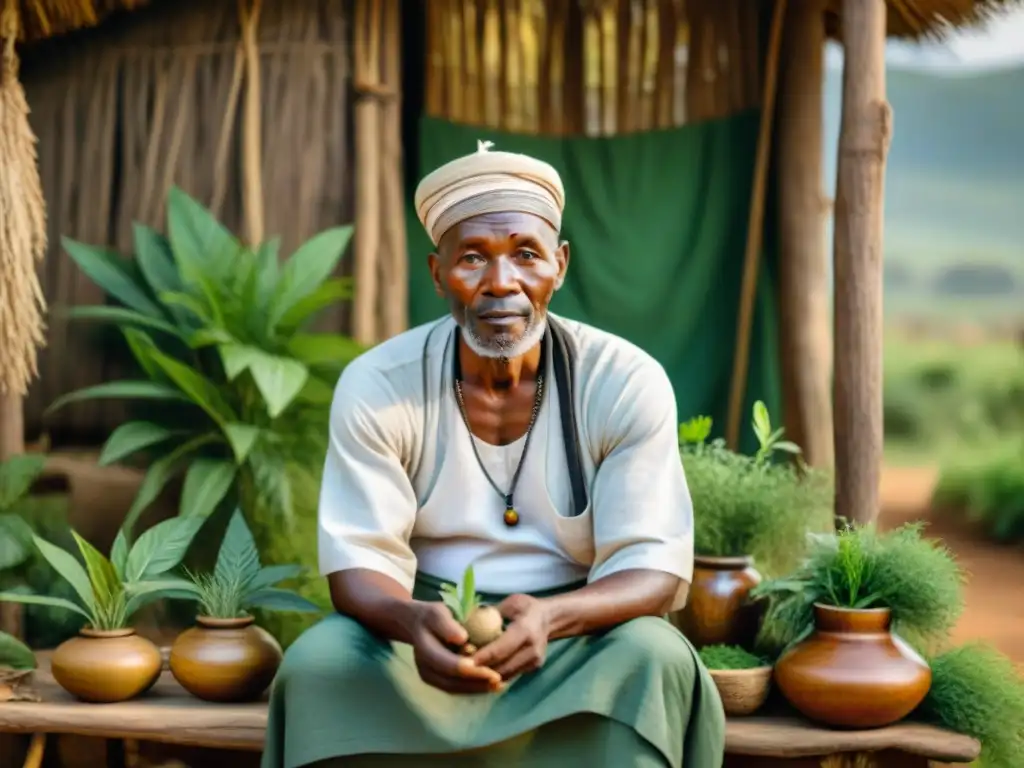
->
169, 615, 282, 702
774, 604, 932, 728
675, 555, 762, 649
51, 628, 162, 703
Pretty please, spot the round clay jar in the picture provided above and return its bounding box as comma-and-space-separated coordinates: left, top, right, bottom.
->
51, 627, 163, 703
169, 615, 283, 702
675, 555, 763, 649
774, 604, 932, 728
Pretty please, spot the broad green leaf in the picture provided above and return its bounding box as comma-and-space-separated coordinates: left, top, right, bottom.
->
752, 400, 771, 437
287, 333, 364, 368
166, 186, 242, 283
276, 277, 354, 330
124, 578, 201, 616
133, 223, 183, 297
248, 564, 304, 591
30, 535, 95, 611
269, 226, 353, 328
148, 349, 236, 424
46, 381, 191, 416
0, 630, 37, 670
222, 423, 260, 464
121, 328, 167, 383
188, 327, 234, 348
246, 353, 309, 418
0, 515, 32, 570
125, 516, 207, 583
773, 440, 803, 455
243, 238, 281, 322
243, 587, 323, 614
180, 459, 237, 519
215, 509, 261, 587
62, 237, 162, 317
98, 422, 176, 467
439, 591, 465, 623
111, 529, 130, 579
121, 434, 218, 535
461, 564, 475, 619
62, 305, 184, 338
159, 291, 212, 324
71, 531, 122, 608
296, 376, 335, 406
0, 453, 47, 511
218, 343, 262, 381
0, 592, 91, 621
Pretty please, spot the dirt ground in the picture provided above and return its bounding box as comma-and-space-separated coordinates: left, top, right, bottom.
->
879, 465, 1024, 662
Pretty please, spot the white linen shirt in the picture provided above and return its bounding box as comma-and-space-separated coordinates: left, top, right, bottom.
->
317, 314, 695, 611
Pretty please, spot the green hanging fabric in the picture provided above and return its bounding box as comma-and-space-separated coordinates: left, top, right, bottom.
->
405, 111, 780, 454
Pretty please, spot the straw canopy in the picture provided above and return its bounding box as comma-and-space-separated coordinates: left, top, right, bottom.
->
826, 0, 1020, 39
14, 0, 148, 43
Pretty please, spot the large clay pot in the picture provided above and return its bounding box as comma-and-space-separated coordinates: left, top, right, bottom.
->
51, 628, 162, 703
774, 604, 932, 728
675, 555, 762, 648
169, 616, 283, 702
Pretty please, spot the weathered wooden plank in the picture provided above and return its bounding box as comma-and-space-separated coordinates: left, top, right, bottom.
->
0, 655, 981, 763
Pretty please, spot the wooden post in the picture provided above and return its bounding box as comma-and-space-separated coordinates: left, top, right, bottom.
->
776, 0, 834, 469
832, 0, 892, 526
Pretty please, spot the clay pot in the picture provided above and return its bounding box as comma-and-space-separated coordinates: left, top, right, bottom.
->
51, 628, 162, 703
169, 615, 282, 702
675, 555, 762, 648
774, 604, 932, 728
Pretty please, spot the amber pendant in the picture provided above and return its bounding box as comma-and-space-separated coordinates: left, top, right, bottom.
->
503, 508, 520, 527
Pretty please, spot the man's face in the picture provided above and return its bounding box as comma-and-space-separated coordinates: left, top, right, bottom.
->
429, 211, 569, 359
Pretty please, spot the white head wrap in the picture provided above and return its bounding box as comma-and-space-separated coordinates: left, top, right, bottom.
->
414, 140, 565, 246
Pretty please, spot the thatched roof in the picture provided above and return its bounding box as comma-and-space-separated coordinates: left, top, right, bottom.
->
15, 0, 148, 43
826, 0, 1019, 38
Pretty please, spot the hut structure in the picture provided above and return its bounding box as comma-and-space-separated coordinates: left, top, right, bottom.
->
2, 0, 1017, 541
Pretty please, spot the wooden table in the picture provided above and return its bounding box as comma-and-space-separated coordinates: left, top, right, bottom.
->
0, 655, 981, 767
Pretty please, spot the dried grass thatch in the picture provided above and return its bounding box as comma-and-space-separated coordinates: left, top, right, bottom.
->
15, 0, 148, 42
826, 0, 1022, 39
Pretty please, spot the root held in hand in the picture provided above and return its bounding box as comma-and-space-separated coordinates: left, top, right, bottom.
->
463, 605, 504, 647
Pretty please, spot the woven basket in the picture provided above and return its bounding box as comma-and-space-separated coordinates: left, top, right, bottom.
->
709, 666, 773, 716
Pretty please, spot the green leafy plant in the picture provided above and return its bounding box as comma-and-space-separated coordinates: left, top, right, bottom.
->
182, 509, 321, 619
0, 514, 208, 632
933, 440, 1024, 543
49, 187, 360, 538
0, 631, 36, 671
680, 408, 833, 576
440, 565, 504, 650
914, 643, 1024, 768
48, 188, 360, 644
750, 400, 801, 465
698, 644, 768, 670
751, 523, 965, 658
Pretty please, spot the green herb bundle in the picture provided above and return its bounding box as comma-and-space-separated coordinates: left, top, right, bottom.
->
752, 523, 965, 657
699, 644, 768, 671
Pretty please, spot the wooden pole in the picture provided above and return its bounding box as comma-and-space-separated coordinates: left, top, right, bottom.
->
832, 0, 892, 525
776, 0, 834, 469
238, 0, 265, 246
724, 0, 786, 451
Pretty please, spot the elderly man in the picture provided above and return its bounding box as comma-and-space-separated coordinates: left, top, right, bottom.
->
262, 142, 725, 767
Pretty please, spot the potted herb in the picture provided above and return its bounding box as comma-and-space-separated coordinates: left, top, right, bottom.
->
914, 642, 1024, 768
675, 403, 832, 649
0, 630, 38, 702
698, 644, 773, 717
169, 509, 321, 702
753, 523, 965, 728
0, 514, 208, 703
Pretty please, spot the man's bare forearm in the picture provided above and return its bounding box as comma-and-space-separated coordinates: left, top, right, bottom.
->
539, 569, 685, 640
327, 569, 422, 644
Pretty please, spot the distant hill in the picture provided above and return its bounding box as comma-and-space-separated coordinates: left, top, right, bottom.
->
821, 61, 1024, 319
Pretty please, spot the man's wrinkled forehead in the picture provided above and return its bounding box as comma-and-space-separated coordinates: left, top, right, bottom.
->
440, 211, 559, 252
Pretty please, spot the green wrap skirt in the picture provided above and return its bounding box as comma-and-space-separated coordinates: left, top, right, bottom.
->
261, 574, 725, 767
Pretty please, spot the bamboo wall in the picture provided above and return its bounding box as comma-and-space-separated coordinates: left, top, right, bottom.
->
424, 0, 766, 135
18, 0, 355, 444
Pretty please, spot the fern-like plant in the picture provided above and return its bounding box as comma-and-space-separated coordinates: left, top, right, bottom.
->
181, 509, 321, 619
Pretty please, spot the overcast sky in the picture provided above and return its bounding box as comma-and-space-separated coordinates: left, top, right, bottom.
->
827, 6, 1024, 71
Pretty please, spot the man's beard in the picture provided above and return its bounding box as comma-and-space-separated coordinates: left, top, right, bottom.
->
451, 295, 547, 360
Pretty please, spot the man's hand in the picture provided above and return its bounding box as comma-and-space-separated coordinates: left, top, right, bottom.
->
410, 602, 503, 694
471, 594, 551, 681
